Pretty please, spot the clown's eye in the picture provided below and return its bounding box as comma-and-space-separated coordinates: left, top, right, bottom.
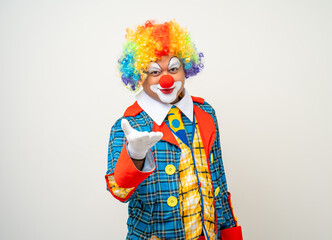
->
149, 70, 161, 76
169, 67, 179, 73
148, 62, 162, 76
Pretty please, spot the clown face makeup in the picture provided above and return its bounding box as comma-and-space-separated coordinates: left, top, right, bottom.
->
142, 55, 185, 104
150, 81, 182, 104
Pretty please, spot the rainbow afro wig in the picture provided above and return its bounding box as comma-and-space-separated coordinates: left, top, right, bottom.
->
118, 20, 204, 91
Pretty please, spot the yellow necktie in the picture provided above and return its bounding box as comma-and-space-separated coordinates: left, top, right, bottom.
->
167, 106, 189, 146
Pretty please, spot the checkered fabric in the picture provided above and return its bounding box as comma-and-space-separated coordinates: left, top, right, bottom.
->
177, 139, 203, 240
105, 99, 237, 240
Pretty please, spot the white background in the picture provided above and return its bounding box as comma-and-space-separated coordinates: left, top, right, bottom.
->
0, 0, 331, 239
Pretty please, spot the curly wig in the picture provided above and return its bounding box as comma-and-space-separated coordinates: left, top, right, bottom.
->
118, 20, 204, 91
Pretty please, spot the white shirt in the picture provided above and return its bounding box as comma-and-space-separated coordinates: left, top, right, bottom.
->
136, 88, 194, 126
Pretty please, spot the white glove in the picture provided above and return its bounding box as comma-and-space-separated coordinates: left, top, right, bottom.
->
121, 119, 163, 159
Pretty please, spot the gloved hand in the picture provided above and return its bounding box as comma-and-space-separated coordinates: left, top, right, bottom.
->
121, 119, 163, 159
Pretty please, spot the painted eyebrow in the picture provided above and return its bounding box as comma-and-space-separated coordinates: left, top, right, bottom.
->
148, 62, 161, 72
168, 57, 181, 69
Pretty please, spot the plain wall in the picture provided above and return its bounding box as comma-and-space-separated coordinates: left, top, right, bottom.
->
0, 0, 331, 239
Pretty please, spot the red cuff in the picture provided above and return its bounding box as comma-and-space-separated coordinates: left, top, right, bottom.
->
220, 226, 243, 240
114, 143, 155, 188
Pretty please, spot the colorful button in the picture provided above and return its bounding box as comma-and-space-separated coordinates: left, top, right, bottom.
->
165, 164, 176, 175
167, 196, 178, 207
210, 153, 214, 164
215, 187, 220, 197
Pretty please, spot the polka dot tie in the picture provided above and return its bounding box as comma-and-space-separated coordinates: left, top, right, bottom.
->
167, 106, 189, 146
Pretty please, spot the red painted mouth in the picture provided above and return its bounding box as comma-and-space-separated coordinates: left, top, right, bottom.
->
160, 88, 174, 94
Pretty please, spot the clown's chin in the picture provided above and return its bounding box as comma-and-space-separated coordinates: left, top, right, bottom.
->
157, 92, 179, 104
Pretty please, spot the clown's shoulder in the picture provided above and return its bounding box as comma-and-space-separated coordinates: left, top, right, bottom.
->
191, 96, 217, 117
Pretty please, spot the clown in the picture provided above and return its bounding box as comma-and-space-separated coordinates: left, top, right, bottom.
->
105, 20, 243, 240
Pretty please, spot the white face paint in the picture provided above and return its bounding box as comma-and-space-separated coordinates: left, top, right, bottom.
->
168, 57, 181, 70
150, 81, 183, 104
148, 62, 162, 75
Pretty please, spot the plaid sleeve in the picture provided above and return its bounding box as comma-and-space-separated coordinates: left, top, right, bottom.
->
105, 117, 156, 202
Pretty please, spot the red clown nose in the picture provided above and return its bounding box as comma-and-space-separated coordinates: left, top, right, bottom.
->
159, 75, 174, 88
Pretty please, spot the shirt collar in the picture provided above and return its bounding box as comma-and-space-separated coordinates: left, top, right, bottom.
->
135, 88, 194, 126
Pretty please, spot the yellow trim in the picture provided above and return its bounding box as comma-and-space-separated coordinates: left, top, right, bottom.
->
107, 175, 135, 199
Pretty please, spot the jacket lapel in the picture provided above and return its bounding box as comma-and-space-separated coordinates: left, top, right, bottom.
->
193, 105, 216, 157
153, 121, 179, 147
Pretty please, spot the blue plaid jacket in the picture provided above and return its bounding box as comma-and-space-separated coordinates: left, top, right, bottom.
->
106, 97, 239, 240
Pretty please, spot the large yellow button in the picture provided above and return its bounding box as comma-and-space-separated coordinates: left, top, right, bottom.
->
167, 196, 178, 207
165, 164, 176, 175
215, 187, 220, 197
210, 153, 214, 164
